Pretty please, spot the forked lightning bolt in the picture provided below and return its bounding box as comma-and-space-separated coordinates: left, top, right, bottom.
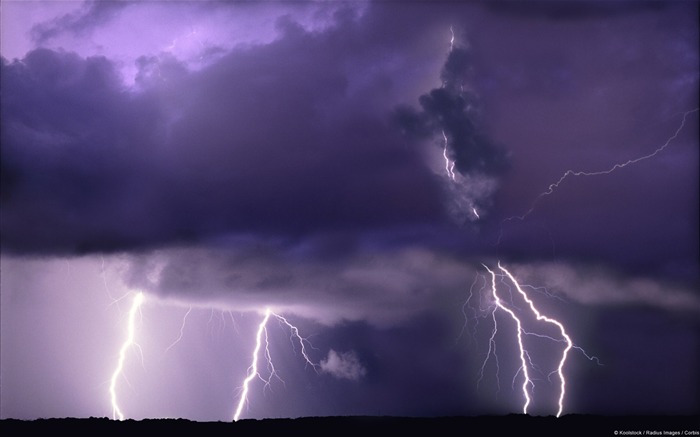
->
483, 264, 533, 414
233, 308, 319, 421
499, 264, 573, 417
471, 263, 598, 417
274, 313, 320, 371
109, 292, 145, 421
104, 296, 318, 421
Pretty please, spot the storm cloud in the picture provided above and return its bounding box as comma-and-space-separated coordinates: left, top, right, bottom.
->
1, 0, 698, 421
2, 11, 452, 254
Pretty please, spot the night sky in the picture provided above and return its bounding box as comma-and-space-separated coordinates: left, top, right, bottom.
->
1, 0, 698, 422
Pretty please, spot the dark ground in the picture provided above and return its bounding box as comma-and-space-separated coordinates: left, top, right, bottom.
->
2, 415, 698, 436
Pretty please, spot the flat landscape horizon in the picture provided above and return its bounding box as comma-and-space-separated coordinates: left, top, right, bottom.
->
2, 414, 699, 437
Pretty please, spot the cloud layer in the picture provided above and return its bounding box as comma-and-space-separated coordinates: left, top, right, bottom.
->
1, 1, 698, 420
2, 14, 454, 254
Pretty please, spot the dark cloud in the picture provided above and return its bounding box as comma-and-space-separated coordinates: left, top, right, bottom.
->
483, 0, 671, 20
2, 14, 453, 255
1, 0, 697, 279
394, 44, 509, 177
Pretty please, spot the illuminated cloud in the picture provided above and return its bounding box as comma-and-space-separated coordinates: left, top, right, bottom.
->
121, 244, 476, 326
320, 350, 367, 381
508, 262, 700, 314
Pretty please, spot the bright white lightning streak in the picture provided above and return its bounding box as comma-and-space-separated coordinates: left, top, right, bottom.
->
482, 263, 576, 417
233, 308, 317, 421
468, 265, 601, 416
109, 292, 145, 421
233, 308, 273, 422
472, 207, 480, 219
499, 264, 572, 417
440, 26, 458, 182
442, 130, 456, 180
274, 313, 319, 371
483, 265, 532, 414
505, 108, 699, 224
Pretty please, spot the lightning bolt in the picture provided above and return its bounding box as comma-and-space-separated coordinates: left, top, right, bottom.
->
498, 264, 572, 417
439, 25, 459, 182
483, 264, 533, 414
469, 263, 599, 417
109, 291, 145, 421
273, 313, 320, 371
233, 308, 319, 421
442, 130, 457, 181
165, 306, 192, 353
503, 108, 699, 226
233, 308, 273, 422
476, 305, 501, 393
437, 27, 482, 222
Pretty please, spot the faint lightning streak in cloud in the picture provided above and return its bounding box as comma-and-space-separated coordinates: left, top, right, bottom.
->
109, 292, 145, 421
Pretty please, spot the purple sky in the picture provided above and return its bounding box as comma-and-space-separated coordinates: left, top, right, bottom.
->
1, 0, 698, 421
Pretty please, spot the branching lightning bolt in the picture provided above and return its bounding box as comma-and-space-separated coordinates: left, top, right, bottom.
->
468, 263, 600, 417
274, 313, 320, 371
498, 264, 572, 417
503, 108, 699, 226
483, 264, 533, 414
233, 308, 319, 422
109, 292, 145, 421
103, 288, 318, 421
